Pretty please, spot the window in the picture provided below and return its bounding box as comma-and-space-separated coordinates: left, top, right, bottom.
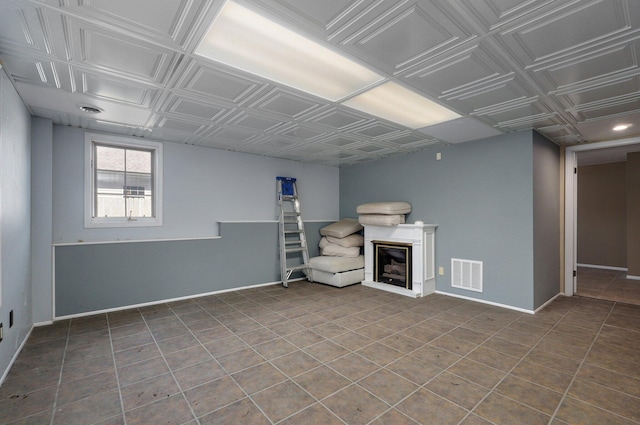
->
85, 132, 162, 227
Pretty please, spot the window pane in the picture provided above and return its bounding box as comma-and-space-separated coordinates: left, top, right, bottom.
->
126, 149, 151, 173
96, 170, 125, 191
96, 145, 124, 171
96, 193, 125, 218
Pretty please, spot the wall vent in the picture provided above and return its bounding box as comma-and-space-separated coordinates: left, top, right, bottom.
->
451, 258, 483, 292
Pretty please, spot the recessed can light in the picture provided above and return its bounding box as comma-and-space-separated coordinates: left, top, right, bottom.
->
613, 124, 629, 131
79, 105, 103, 113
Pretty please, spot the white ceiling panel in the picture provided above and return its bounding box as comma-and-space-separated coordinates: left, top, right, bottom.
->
2, 0, 640, 165
337, 0, 475, 73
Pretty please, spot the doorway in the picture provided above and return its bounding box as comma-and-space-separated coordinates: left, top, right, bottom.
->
564, 137, 640, 304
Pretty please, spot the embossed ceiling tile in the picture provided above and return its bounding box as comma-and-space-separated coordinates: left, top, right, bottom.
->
0, 52, 57, 87
351, 122, 403, 138
556, 76, 640, 110
69, 0, 208, 45
536, 125, 582, 144
251, 89, 323, 119
307, 108, 369, 130
80, 71, 156, 107
204, 127, 261, 145
155, 116, 208, 134
162, 95, 230, 121
456, 0, 557, 31
339, 0, 474, 72
533, 42, 640, 93
317, 136, 361, 147
271, 0, 354, 30
0, 2, 50, 54
382, 132, 430, 145
227, 111, 288, 132
67, 20, 180, 84
499, 0, 636, 67
178, 61, 265, 104
276, 125, 326, 140
401, 41, 511, 99
448, 76, 533, 115
570, 98, 640, 122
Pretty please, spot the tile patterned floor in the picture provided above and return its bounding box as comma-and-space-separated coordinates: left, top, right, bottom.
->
1, 282, 640, 425
577, 266, 640, 306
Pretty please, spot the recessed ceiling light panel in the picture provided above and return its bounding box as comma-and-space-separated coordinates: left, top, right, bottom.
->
195, 1, 383, 101
342, 82, 461, 129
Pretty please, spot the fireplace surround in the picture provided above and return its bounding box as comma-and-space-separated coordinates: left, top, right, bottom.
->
362, 222, 437, 297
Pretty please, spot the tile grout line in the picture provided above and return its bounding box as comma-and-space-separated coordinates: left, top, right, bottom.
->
547, 300, 638, 425
48, 319, 72, 425
106, 313, 131, 425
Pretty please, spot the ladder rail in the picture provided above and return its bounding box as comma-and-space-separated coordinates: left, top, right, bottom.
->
277, 177, 311, 287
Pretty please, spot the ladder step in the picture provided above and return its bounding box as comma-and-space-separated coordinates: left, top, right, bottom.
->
287, 264, 310, 272
285, 247, 306, 253
285, 229, 303, 234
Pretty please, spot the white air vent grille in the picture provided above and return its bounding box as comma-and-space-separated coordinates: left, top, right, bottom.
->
451, 258, 483, 292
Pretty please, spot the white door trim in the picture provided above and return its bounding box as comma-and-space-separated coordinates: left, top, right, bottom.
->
564, 137, 640, 296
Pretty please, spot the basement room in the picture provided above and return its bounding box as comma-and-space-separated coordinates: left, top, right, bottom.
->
1, 1, 639, 424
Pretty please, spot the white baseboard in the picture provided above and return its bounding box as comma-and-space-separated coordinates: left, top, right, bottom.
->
0, 325, 33, 388
577, 263, 628, 272
626, 275, 640, 281
434, 291, 536, 314
54, 280, 292, 321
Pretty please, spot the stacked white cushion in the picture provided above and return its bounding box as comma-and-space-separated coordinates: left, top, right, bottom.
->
310, 255, 364, 273
326, 234, 363, 248
358, 214, 405, 226
321, 244, 360, 258
357, 202, 411, 227
319, 218, 362, 238
356, 202, 411, 215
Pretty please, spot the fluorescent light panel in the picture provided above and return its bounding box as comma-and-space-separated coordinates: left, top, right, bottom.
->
196, 1, 461, 130
195, 1, 383, 101
343, 81, 461, 129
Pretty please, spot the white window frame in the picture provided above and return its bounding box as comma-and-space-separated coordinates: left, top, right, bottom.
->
84, 132, 163, 228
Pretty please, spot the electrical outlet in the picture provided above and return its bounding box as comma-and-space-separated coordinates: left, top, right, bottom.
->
438, 266, 445, 276
9, 310, 13, 328
436, 152, 442, 160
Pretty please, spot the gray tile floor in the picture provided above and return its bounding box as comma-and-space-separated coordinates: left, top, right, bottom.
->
577, 266, 640, 306
1, 282, 639, 425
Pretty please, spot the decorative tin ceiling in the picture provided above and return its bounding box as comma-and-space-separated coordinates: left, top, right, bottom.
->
1, 0, 640, 166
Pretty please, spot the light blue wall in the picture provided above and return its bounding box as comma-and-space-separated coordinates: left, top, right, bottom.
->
54, 221, 328, 316
0, 68, 32, 380
533, 132, 561, 308
44, 125, 339, 317
52, 126, 338, 243
31, 118, 53, 324
340, 131, 539, 310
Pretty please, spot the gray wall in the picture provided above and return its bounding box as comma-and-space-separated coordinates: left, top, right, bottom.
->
340, 131, 540, 310
532, 132, 561, 308
31, 118, 53, 324
627, 153, 640, 276
42, 125, 339, 318
51, 126, 339, 244
0, 68, 32, 380
577, 162, 627, 268
55, 221, 328, 317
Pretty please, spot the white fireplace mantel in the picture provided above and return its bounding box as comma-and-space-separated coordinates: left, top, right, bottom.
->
362, 222, 437, 298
